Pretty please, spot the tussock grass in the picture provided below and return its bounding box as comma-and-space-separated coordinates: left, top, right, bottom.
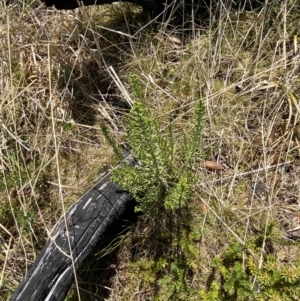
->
1, 0, 300, 300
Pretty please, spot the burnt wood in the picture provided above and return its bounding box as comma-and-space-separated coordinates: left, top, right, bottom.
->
10, 168, 136, 301
41, 0, 162, 12
40, 0, 265, 13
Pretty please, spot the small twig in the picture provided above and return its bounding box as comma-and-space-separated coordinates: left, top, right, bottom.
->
0, 123, 31, 152
97, 26, 135, 39
200, 161, 292, 185
107, 66, 133, 108
0, 235, 12, 288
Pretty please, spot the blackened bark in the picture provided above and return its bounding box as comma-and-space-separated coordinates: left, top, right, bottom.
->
41, 0, 162, 13
40, 0, 265, 13
10, 171, 135, 301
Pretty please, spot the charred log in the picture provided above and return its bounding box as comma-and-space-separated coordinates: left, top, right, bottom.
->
40, 0, 265, 13
10, 165, 136, 301
41, 0, 163, 13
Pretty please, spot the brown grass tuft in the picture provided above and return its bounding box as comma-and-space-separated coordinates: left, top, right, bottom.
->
1, 0, 300, 300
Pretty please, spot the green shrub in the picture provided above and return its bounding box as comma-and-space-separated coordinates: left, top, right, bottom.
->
111, 77, 204, 213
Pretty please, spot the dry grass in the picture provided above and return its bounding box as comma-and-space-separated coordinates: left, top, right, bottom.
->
0, 1, 133, 299
1, 0, 300, 300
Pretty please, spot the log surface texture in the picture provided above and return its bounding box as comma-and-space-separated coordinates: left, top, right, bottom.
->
10, 171, 135, 301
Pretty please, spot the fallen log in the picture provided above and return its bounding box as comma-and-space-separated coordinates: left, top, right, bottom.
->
10, 157, 136, 301
41, 0, 162, 13
40, 0, 265, 13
